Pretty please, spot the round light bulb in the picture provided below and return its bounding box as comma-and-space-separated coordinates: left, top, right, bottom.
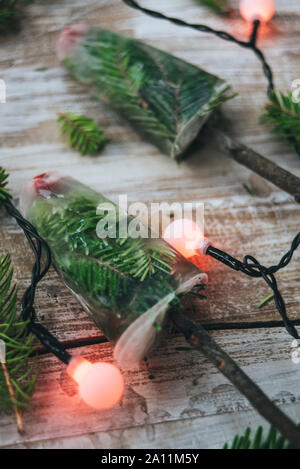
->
239, 0, 275, 24
67, 357, 124, 410
163, 219, 204, 259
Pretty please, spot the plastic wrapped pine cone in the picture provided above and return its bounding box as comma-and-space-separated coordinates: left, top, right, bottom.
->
57, 24, 232, 160
21, 172, 207, 365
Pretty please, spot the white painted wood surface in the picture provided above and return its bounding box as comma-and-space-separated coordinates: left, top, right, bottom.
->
0, 0, 300, 449
2, 329, 300, 449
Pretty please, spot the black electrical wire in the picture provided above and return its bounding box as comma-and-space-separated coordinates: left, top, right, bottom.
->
207, 233, 300, 340
121, 0, 274, 97
4, 199, 71, 365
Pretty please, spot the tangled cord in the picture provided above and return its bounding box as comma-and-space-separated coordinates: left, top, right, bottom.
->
207, 231, 300, 340
4, 199, 71, 364
241, 233, 300, 340
121, 0, 274, 97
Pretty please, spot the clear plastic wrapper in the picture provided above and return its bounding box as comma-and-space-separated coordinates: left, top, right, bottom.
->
57, 25, 232, 160
21, 172, 207, 364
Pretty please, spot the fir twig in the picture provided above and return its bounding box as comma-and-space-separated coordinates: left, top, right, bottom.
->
242, 183, 254, 197
260, 92, 300, 155
258, 292, 275, 309
0, 0, 33, 35
28, 193, 177, 340
1, 362, 24, 433
62, 27, 233, 160
0, 166, 11, 202
57, 113, 108, 156
0, 253, 38, 431
223, 424, 300, 449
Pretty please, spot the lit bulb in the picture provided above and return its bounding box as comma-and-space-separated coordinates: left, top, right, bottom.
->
163, 219, 204, 259
67, 356, 124, 410
239, 0, 275, 24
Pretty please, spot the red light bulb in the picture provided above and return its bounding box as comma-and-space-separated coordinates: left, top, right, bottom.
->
163, 219, 204, 259
240, 0, 275, 24
67, 356, 124, 410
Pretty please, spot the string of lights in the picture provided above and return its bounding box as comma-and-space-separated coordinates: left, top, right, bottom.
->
206, 236, 300, 340
2, 0, 299, 415
121, 0, 275, 97
164, 219, 300, 341
4, 194, 300, 378
4, 199, 71, 364
4, 199, 124, 410
123, 0, 300, 339
4, 188, 300, 443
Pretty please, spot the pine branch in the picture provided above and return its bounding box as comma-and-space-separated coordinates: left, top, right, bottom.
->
223, 424, 300, 449
0, 166, 11, 202
1, 362, 24, 432
57, 113, 108, 156
260, 91, 300, 155
28, 192, 178, 340
197, 0, 231, 15
0, 254, 38, 431
0, 0, 33, 35
62, 27, 233, 159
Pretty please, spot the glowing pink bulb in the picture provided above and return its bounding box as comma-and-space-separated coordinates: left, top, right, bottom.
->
163, 219, 204, 259
67, 356, 124, 410
240, 0, 275, 24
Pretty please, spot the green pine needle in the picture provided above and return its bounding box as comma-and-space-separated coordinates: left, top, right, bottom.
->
0, 253, 38, 413
57, 113, 108, 156
258, 292, 275, 309
260, 91, 300, 152
223, 424, 299, 449
0, 166, 11, 203
197, 0, 230, 14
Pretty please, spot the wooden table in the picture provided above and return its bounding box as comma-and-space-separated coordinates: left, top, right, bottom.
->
0, 0, 300, 449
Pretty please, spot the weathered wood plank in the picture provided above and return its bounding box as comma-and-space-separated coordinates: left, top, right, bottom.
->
6, 410, 300, 449
0, 327, 300, 448
1, 0, 300, 448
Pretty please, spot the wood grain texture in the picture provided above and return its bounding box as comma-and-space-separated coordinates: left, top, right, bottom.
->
1, 327, 300, 449
0, 0, 300, 449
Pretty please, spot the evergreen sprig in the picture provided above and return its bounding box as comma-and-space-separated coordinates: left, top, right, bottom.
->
0, 166, 11, 202
63, 27, 233, 160
28, 192, 180, 340
0, 0, 33, 34
57, 113, 108, 156
0, 168, 37, 429
223, 424, 299, 449
0, 254, 38, 424
260, 92, 300, 152
198, 0, 230, 14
